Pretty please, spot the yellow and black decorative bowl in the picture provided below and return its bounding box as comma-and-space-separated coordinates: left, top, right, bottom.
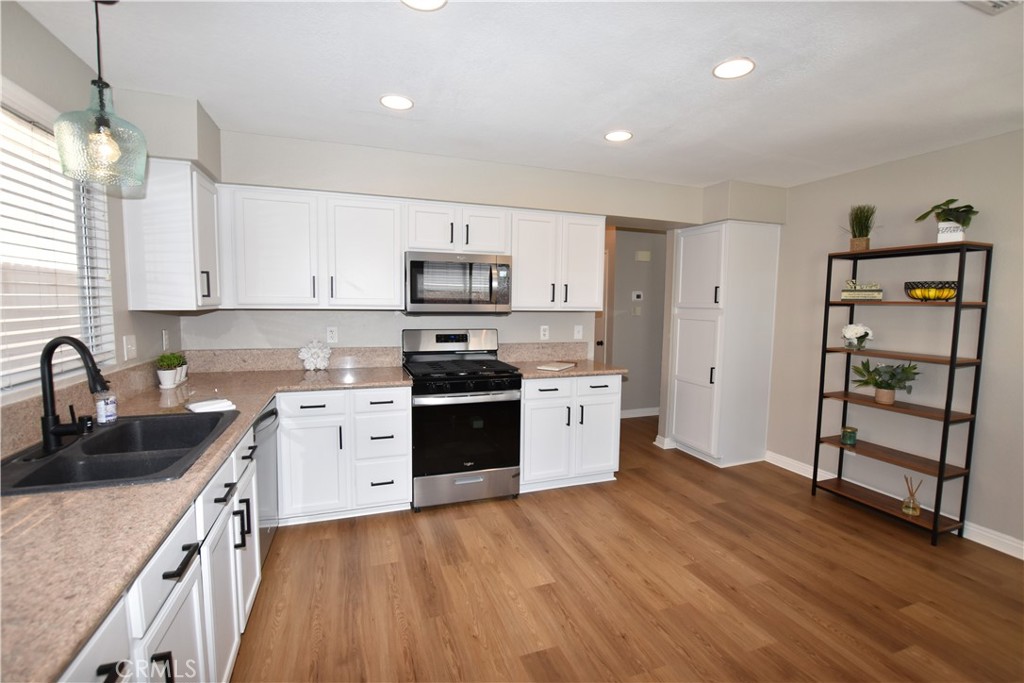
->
904, 281, 958, 301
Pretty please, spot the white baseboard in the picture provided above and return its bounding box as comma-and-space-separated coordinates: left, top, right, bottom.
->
763, 450, 1024, 559
653, 435, 676, 450
621, 407, 659, 418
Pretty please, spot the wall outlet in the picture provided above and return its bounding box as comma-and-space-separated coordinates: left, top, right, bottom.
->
573, 324, 584, 340
326, 326, 339, 344
539, 325, 550, 341
161, 329, 169, 351
123, 335, 137, 361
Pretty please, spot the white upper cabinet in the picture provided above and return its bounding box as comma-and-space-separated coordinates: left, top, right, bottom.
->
123, 158, 221, 310
674, 228, 723, 308
511, 211, 605, 311
326, 196, 403, 309
407, 201, 510, 253
226, 187, 320, 307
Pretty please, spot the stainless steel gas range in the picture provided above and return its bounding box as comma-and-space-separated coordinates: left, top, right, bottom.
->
402, 329, 521, 511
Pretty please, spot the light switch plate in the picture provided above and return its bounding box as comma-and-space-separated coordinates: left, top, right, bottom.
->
123, 335, 137, 361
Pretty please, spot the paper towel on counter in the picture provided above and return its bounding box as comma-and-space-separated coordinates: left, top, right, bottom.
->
186, 398, 237, 413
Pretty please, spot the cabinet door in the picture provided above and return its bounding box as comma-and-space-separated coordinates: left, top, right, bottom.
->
462, 206, 510, 253
575, 395, 621, 475
136, 558, 206, 683
511, 212, 560, 310
560, 215, 605, 310
59, 599, 131, 683
193, 170, 220, 307
407, 203, 459, 251
522, 400, 573, 483
200, 505, 239, 683
278, 418, 347, 517
233, 467, 261, 631
669, 312, 720, 455
675, 227, 723, 308
326, 197, 402, 308
233, 190, 320, 306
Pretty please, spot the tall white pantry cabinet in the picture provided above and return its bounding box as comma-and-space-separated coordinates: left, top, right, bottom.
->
663, 220, 781, 467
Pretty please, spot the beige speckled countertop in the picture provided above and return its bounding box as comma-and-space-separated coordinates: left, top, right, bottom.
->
0, 360, 625, 682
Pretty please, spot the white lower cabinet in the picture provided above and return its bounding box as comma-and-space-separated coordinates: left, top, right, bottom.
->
59, 598, 131, 682
134, 556, 206, 683
278, 387, 411, 524
233, 465, 261, 631
521, 375, 621, 492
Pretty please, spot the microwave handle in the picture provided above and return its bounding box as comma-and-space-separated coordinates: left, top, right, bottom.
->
490, 262, 498, 299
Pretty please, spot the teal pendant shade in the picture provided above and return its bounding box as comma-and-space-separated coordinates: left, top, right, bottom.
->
55, 79, 147, 187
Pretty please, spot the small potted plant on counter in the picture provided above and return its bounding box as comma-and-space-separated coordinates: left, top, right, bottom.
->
845, 204, 876, 251
915, 198, 978, 243
852, 359, 919, 405
156, 352, 186, 389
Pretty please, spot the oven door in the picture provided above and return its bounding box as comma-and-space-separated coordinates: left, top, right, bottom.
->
411, 391, 521, 477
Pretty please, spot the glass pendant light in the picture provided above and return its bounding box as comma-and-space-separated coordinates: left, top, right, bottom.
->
55, 1, 146, 187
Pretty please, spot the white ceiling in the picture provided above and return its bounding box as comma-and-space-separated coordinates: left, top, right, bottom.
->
19, 1, 1024, 189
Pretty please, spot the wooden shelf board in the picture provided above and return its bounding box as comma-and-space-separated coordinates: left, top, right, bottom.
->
819, 435, 968, 479
829, 300, 986, 308
815, 478, 962, 533
825, 347, 980, 366
823, 391, 974, 423
828, 241, 993, 259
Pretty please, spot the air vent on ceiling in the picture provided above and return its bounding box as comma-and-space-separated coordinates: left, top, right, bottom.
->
963, 0, 1021, 15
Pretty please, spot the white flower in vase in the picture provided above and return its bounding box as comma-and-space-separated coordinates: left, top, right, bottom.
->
842, 323, 873, 350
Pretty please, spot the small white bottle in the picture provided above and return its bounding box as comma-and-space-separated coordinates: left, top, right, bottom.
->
94, 390, 118, 425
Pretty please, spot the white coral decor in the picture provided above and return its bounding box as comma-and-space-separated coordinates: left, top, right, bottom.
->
298, 340, 331, 371
842, 323, 874, 342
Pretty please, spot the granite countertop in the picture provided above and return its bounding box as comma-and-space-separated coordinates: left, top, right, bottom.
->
0, 360, 626, 681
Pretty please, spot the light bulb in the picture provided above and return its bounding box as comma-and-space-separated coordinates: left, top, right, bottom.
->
88, 126, 121, 164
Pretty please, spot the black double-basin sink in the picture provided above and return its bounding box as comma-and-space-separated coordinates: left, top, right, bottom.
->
1, 411, 238, 495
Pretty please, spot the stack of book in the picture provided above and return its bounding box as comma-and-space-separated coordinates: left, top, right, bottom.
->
841, 285, 883, 301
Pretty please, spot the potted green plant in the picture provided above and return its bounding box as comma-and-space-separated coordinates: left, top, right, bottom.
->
852, 360, 920, 405
915, 198, 978, 243
156, 352, 186, 388
845, 204, 876, 252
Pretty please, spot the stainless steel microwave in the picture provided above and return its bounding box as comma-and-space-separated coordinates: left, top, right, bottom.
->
405, 251, 512, 314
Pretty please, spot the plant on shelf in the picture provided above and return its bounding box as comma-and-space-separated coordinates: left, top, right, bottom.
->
915, 198, 978, 242
844, 204, 876, 251
852, 360, 919, 405
841, 323, 873, 350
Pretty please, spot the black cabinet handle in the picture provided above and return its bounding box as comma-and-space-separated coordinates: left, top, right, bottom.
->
465, 223, 470, 245
330, 275, 335, 298
550, 283, 556, 303
565, 406, 571, 426
589, 384, 609, 389
370, 434, 395, 441
564, 284, 569, 303
339, 426, 344, 449
370, 480, 395, 487
312, 275, 316, 298
369, 400, 394, 405
162, 543, 200, 581
150, 651, 174, 683
579, 405, 585, 425
538, 387, 559, 393
200, 270, 211, 299
240, 497, 252, 535
233, 509, 247, 549
595, 340, 604, 346
714, 285, 720, 304
96, 661, 129, 683
710, 367, 716, 385
449, 222, 454, 244
242, 444, 257, 461
214, 481, 238, 504
300, 403, 327, 410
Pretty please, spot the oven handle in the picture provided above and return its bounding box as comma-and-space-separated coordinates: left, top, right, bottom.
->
412, 390, 521, 407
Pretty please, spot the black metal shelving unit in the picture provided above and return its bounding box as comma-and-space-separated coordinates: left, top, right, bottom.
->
811, 241, 993, 545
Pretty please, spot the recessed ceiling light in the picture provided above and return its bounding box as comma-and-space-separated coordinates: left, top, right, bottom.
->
401, 0, 447, 10
713, 57, 756, 79
604, 130, 633, 143
380, 94, 414, 111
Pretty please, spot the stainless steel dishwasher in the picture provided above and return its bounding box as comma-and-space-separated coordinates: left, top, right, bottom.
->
252, 399, 279, 564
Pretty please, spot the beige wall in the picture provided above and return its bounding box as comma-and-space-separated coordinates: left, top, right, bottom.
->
702, 180, 788, 224
768, 130, 1024, 542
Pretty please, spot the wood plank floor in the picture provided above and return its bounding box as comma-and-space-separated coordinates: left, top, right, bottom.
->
232, 417, 1023, 682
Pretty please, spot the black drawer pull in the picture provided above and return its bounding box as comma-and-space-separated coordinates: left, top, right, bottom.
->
233, 509, 247, 549
150, 651, 174, 683
300, 403, 327, 410
162, 543, 200, 581
96, 661, 129, 683
538, 387, 559, 392
240, 497, 252, 535
242, 444, 257, 461
214, 481, 238, 504
370, 434, 395, 441
589, 384, 609, 389
369, 400, 394, 405
370, 479, 395, 487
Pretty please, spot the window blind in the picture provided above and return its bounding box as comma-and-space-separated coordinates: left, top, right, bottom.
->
0, 106, 115, 390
